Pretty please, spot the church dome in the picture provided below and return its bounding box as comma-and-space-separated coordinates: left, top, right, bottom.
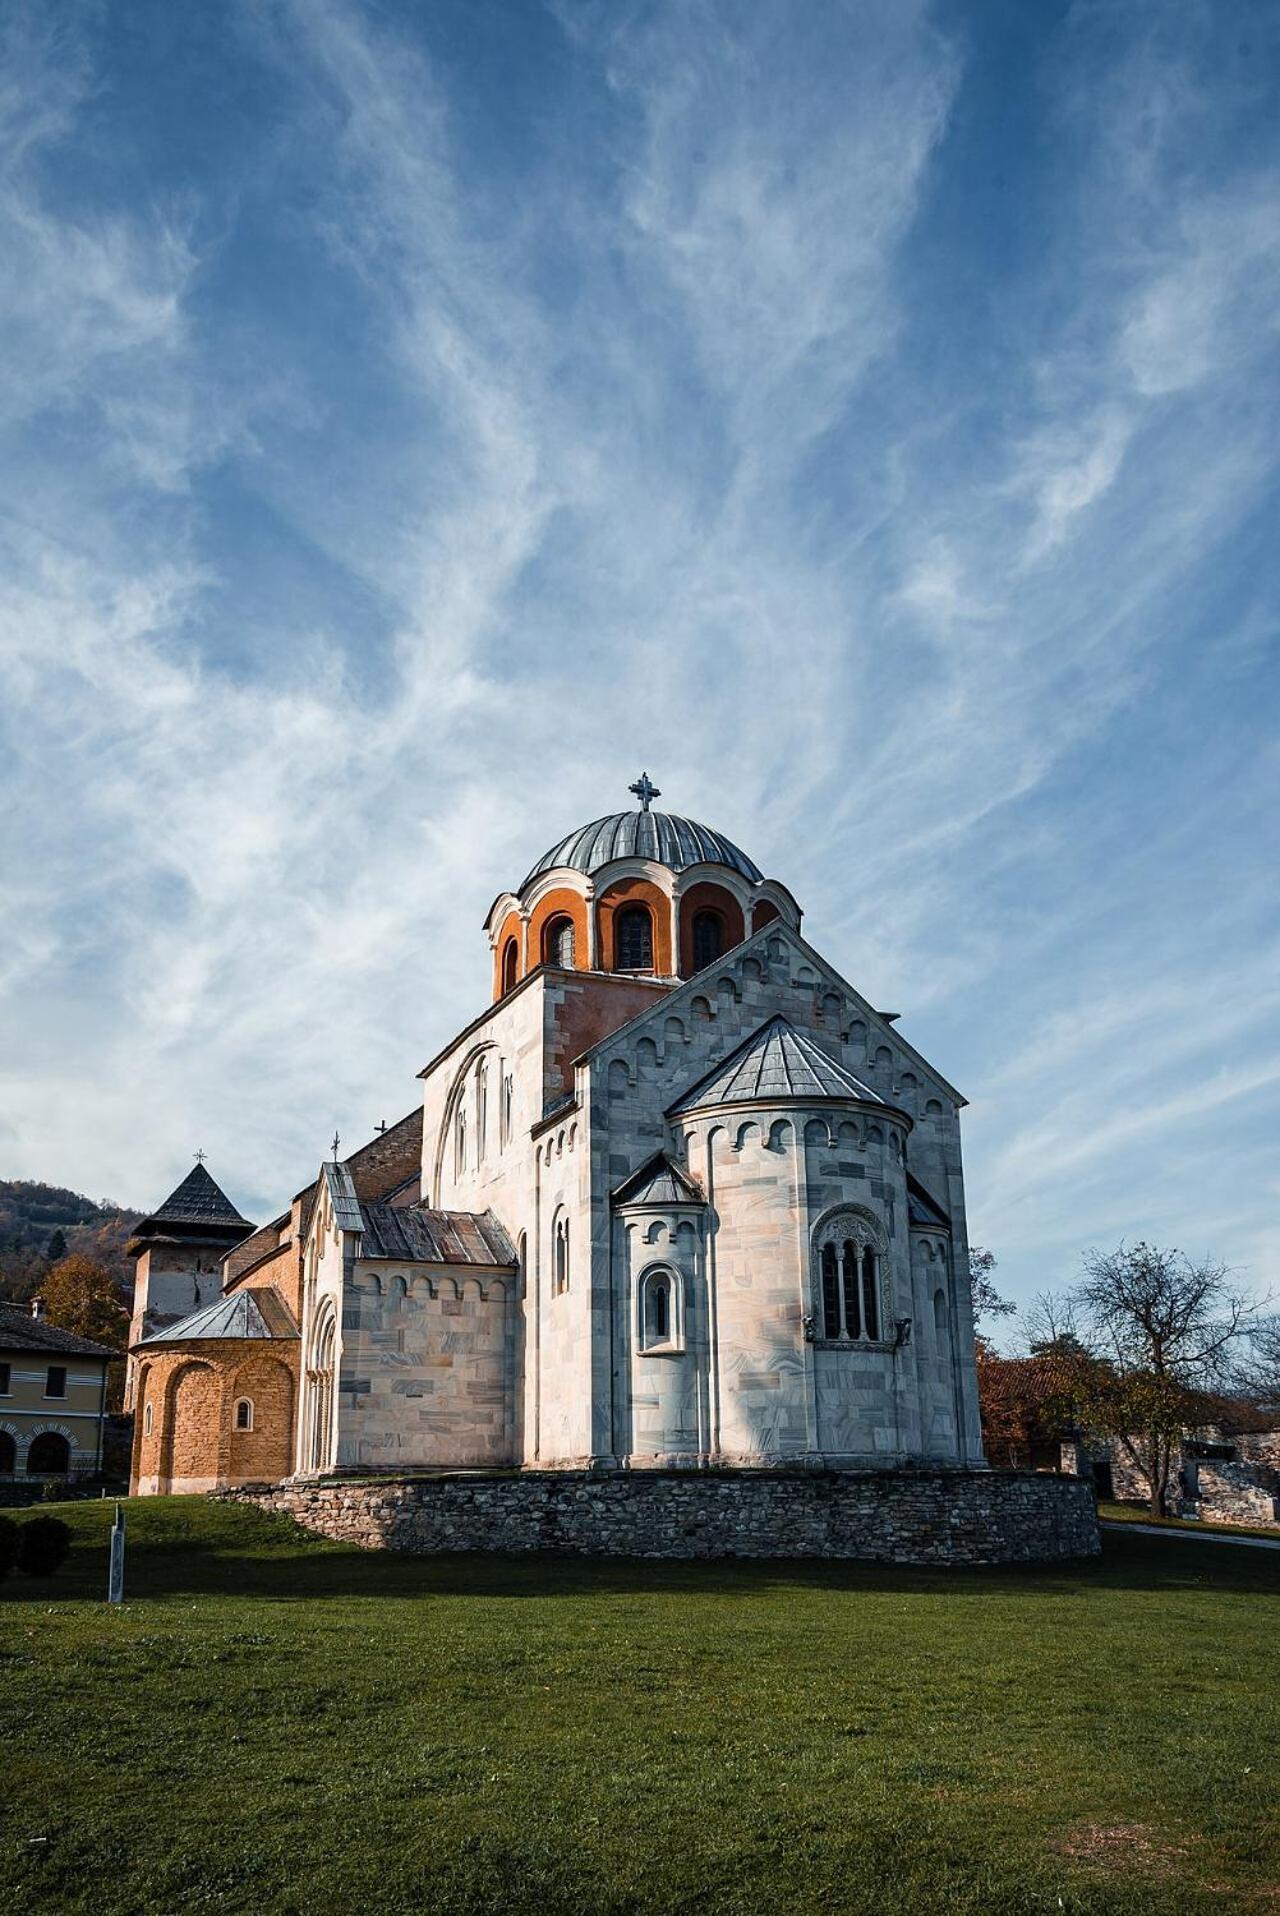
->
522, 809, 763, 890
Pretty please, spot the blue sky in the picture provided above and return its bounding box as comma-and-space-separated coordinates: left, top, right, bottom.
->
1, 0, 1277, 1329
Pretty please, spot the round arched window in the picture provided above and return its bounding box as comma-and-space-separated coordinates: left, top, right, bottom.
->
543, 915, 576, 968
615, 904, 653, 970
501, 938, 519, 994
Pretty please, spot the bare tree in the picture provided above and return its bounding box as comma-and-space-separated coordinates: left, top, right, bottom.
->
968, 1247, 1016, 1343
1066, 1243, 1258, 1516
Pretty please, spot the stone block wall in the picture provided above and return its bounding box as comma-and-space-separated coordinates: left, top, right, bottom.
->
219, 1466, 1099, 1565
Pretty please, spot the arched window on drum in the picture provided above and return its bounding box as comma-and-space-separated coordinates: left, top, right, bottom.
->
615, 904, 653, 971
543, 914, 576, 968
500, 937, 519, 995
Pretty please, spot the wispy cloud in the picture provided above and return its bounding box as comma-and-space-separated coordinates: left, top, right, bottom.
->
0, 0, 1275, 1319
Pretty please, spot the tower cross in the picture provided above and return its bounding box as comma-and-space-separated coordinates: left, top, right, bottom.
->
331, 1131, 341, 1161
193, 1148, 207, 1164
628, 771, 661, 812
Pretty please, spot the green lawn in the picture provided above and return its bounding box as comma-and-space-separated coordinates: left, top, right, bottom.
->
1099, 1499, 1280, 1542
2, 1500, 1278, 1915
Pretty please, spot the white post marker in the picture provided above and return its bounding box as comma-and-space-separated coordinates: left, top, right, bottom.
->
108, 1501, 125, 1604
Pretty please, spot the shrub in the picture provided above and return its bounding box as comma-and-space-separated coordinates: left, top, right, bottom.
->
0, 1515, 17, 1581
16, 1515, 72, 1578
42, 1475, 73, 1504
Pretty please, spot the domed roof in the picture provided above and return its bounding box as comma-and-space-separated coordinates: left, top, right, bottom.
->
522, 808, 763, 890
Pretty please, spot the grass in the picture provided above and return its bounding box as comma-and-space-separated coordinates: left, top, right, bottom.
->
1098, 1499, 1280, 1542
1, 1500, 1278, 1915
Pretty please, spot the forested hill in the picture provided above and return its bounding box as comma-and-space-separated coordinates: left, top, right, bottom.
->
0, 1179, 142, 1304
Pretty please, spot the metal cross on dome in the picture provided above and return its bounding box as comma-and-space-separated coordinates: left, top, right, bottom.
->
628, 771, 661, 812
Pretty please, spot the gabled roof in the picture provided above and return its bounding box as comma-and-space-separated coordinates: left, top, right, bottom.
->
668, 1015, 884, 1116
358, 1204, 516, 1267
907, 1173, 950, 1232
612, 1154, 706, 1208
576, 916, 965, 1108
137, 1286, 298, 1346
0, 1306, 116, 1359
129, 1164, 254, 1253
323, 1161, 365, 1235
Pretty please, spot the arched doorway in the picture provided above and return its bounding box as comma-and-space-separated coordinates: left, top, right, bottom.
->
26, 1430, 71, 1476
303, 1307, 337, 1474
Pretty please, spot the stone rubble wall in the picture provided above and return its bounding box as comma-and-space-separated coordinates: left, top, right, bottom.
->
216, 1466, 1099, 1565
1192, 1461, 1279, 1527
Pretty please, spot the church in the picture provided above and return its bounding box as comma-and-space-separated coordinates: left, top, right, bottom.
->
128, 780, 985, 1495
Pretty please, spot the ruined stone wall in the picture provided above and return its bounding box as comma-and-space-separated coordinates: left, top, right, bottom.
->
220, 1467, 1099, 1565
1193, 1461, 1279, 1527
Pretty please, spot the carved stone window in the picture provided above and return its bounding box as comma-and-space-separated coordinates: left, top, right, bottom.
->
813, 1208, 886, 1344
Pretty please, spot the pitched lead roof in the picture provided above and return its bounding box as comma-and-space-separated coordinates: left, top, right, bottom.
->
358, 1203, 516, 1267
138, 1288, 297, 1345
668, 1016, 884, 1115
523, 810, 762, 889
612, 1154, 706, 1207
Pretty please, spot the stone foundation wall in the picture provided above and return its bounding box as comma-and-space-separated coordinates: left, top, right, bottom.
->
217, 1466, 1099, 1564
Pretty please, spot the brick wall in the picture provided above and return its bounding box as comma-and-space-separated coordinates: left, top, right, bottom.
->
220, 1466, 1099, 1565
132, 1340, 299, 1494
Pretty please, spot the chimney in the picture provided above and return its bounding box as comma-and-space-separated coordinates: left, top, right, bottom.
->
31, 1296, 44, 1320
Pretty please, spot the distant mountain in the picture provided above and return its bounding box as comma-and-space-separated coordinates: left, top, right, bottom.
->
0, 1179, 142, 1304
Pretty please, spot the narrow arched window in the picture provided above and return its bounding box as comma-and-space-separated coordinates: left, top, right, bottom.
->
455, 1103, 467, 1178
234, 1398, 254, 1432
841, 1241, 862, 1339
544, 915, 575, 968
501, 938, 518, 994
933, 1287, 948, 1339
862, 1247, 880, 1341
647, 1274, 670, 1342
692, 909, 724, 970
501, 1073, 513, 1147
476, 1063, 488, 1161
821, 1242, 840, 1338
615, 904, 653, 970
554, 1211, 570, 1295
143, 1401, 154, 1437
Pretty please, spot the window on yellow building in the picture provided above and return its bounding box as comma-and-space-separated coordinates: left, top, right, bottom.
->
45, 1365, 67, 1399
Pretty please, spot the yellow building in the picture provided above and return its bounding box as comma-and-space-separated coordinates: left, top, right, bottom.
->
0, 1302, 114, 1482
